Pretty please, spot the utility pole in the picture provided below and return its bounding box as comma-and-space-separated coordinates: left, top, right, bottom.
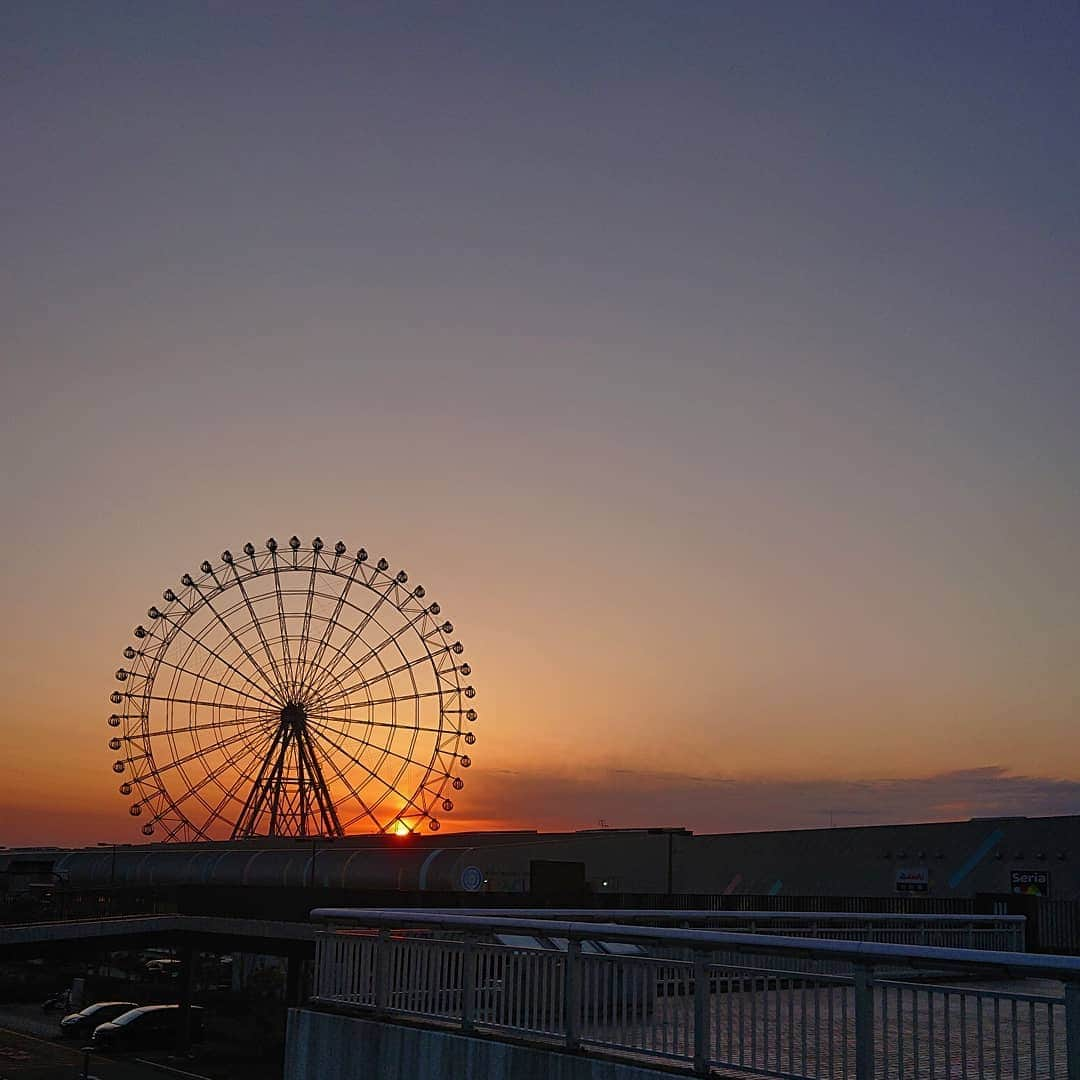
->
667, 831, 674, 896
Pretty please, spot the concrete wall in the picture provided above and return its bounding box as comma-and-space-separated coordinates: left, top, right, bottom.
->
284, 1009, 678, 1080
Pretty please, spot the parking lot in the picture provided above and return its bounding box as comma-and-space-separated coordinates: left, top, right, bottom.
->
0, 1025, 203, 1080
0, 1001, 281, 1080
0, 948, 287, 1080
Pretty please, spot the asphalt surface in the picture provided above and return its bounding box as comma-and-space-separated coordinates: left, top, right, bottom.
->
0, 1028, 211, 1080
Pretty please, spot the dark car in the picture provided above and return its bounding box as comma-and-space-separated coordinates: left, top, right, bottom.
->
92, 1004, 205, 1051
60, 1001, 139, 1039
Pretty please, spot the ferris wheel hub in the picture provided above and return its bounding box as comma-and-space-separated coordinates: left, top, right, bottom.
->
281, 702, 307, 728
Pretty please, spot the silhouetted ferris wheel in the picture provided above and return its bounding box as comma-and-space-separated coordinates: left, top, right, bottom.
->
106, 537, 477, 841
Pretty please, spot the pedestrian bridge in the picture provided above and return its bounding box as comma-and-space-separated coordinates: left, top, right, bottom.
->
287, 908, 1080, 1080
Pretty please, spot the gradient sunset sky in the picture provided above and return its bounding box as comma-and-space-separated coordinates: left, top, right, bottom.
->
2, 3, 1079, 846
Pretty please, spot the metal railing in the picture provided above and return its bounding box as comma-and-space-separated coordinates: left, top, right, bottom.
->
310, 909, 1080, 1079
1038, 901, 1080, 955
416, 909, 1028, 952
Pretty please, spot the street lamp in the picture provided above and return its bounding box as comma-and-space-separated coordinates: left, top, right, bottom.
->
308, 836, 336, 888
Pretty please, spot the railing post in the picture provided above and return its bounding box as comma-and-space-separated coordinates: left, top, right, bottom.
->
374, 928, 391, 1015
854, 964, 875, 1080
693, 949, 710, 1076
564, 938, 582, 1050
1065, 981, 1080, 1080
312, 932, 326, 1000
461, 934, 477, 1033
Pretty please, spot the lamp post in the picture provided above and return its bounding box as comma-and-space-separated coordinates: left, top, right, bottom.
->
309, 836, 335, 888
48, 870, 70, 920
95, 841, 119, 914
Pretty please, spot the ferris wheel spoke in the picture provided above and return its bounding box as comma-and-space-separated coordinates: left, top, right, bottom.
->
135, 724, 270, 790
312, 646, 453, 711
303, 736, 385, 832
292, 555, 320, 692
304, 710, 449, 737
151, 610, 285, 707
269, 549, 296, 693
157, 818, 208, 843
196, 756, 268, 835
141, 656, 280, 711
308, 602, 437, 706
224, 562, 293, 702
134, 693, 285, 713
303, 575, 400, 699
300, 560, 359, 698
163, 745, 261, 820
137, 714, 276, 739
308, 720, 430, 822
306, 714, 448, 776
308, 688, 444, 711
190, 580, 288, 703
313, 729, 444, 780
165, 734, 285, 837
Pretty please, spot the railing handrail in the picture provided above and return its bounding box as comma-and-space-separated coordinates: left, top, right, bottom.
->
310, 907, 1079, 981
1, 913, 316, 948
397, 907, 1026, 925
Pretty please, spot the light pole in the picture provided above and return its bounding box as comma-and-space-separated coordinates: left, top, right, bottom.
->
309, 836, 334, 888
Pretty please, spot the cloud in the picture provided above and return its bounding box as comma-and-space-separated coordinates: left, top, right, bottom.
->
455, 764, 1080, 834
6, 765, 1079, 847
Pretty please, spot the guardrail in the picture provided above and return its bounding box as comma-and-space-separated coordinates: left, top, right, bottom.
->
413, 909, 1027, 952
310, 908, 1080, 1079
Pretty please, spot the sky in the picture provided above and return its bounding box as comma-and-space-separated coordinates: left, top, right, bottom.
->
2, 3, 1079, 847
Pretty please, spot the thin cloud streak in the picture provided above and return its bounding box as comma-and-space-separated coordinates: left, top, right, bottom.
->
455, 765, 1080, 835
5, 766, 1079, 846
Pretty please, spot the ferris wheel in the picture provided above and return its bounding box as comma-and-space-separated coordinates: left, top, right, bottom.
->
106, 537, 477, 841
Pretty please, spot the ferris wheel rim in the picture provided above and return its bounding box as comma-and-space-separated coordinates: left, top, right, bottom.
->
107, 539, 476, 841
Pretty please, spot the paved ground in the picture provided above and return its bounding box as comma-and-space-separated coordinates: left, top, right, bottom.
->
0, 1009, 277, 1080
0, 1026, 207, 1080
0, 1008, 58, 1041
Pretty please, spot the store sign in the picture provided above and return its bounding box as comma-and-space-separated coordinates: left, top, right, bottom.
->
1010, 870, 1050, 897
895, 867, 929, 893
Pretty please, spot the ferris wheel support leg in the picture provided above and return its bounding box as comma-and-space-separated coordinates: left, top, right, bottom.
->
232, 719, 288, 839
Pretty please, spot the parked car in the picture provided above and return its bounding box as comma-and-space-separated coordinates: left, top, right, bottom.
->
59, 1001, 139, 1039
92, 1004, 205, 1051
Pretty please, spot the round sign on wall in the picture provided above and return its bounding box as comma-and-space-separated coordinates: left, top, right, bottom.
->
460, 865, 484, 892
